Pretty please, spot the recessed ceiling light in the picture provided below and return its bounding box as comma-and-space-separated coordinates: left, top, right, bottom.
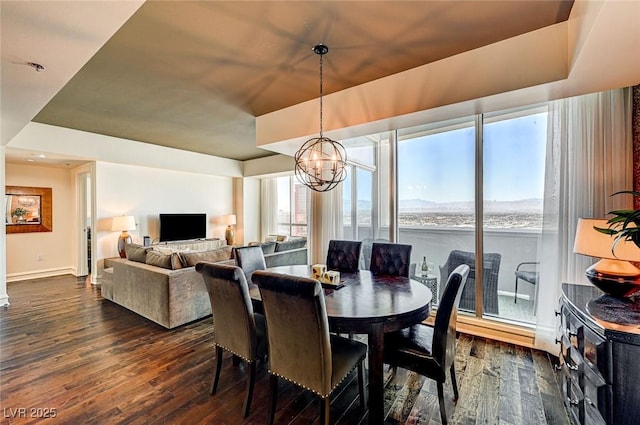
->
26, 159, 35, 162
30, 154, 46, 159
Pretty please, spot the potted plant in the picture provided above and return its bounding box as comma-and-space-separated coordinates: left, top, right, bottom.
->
595, 190, 640, 249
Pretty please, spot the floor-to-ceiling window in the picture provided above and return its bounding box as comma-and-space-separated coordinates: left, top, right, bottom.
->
391, 106, 546, 324
396, 117, 476, 308
276, 176, 308, 237
266, 106, 547, 325
482, 107, 546, 323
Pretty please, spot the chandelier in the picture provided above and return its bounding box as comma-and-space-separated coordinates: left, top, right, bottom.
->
294, 44, 347, 192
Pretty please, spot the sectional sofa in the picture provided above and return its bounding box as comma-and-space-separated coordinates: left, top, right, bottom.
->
101, 238, 307, 329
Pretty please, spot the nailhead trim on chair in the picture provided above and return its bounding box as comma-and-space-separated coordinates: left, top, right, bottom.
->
215, 343, 253, 364
267, 361, 362, 398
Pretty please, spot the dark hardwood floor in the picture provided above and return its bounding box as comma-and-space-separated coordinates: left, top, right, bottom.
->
0, 275, 569, 425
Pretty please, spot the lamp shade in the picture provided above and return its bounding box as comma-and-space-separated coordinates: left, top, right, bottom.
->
112, 215, 136, 232
221, 214, 236, 226
574, 218, 640, 261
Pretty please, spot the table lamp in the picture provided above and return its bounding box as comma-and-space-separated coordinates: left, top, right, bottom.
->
112, 215, 136, 258
573, 218, 640, 297
222, 214, 236, 246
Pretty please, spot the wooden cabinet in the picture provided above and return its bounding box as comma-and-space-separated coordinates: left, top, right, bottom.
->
559, 283, 640, 425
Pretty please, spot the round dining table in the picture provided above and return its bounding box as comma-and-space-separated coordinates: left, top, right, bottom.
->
249, 264, 432, 425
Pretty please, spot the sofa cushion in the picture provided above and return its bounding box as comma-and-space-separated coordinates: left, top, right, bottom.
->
275, 237, 307, 252
126, 244, 150, 263
146, 250, 183, 270
179, 245, 233, 267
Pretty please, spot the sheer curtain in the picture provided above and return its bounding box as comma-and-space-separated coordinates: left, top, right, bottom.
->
309, 185, 344, 264
260, 178, 278, 240
536, 87, 633, 352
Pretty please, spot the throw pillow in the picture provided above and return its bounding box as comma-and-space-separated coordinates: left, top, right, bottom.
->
146, 250, 173, 269
126, 244, 150, 263
179, 245, 233, 267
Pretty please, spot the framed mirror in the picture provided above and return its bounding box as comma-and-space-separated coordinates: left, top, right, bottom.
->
5, 186, 52, 233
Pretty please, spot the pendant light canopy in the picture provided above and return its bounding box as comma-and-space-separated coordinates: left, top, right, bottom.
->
294, 44, 347, 192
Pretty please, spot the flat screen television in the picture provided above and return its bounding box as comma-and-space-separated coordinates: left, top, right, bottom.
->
159, 213, 207, 242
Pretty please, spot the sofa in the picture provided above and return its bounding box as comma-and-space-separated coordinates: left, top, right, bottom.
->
102, 238, 307, 329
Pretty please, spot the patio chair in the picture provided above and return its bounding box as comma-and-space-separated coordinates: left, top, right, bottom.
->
439, 250, 501, 315
514, 261, 539, 303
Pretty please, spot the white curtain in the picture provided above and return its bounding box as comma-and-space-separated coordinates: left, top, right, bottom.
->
310, 185, 344, 264
535, 87, 633, 352
260, 178, 278, 240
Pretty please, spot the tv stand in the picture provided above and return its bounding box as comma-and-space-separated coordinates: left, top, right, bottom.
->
153, 238, 224, 251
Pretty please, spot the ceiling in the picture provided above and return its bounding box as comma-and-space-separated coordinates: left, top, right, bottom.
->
3, 1, 574, 165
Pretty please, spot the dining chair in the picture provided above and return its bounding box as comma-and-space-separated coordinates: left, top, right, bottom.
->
383, 264, 470, 425
360, 237, 390, 269
234, 245, 267, 279
252, 270, 367, 425
195, 262, 268, 418
326, 240, 363, 273
369, 242, 412, 277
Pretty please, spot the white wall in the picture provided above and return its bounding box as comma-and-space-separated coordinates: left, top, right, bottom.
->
94, 162, 234, 263
5, 163, 74, 281
0, 147, 7, 305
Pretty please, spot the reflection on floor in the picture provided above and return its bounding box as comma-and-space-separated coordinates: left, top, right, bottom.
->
498, 294, 535, 324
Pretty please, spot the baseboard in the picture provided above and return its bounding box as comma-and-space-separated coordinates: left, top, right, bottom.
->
7, 267, 76, 282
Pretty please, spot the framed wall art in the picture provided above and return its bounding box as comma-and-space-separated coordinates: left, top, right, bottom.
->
5, 186, 52, 234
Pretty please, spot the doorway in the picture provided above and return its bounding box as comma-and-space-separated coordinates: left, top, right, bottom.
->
76, 171, 92, 277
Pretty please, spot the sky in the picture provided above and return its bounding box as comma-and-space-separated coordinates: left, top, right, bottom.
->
398, 112, 547, 203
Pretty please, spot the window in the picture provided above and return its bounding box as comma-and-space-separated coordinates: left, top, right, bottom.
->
391, 106, 547, 323
397, 117, 476, 307
276, 176, 308, 237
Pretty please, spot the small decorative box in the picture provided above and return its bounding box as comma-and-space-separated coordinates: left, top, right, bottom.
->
312, 264, 327, 280
321, 271, 341, 285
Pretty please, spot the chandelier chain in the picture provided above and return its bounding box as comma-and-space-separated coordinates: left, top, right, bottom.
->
319, 51, 324, 139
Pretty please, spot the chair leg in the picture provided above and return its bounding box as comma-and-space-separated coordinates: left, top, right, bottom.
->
210, 346, 223, 395
319, 397, 331, 425
357, 361, 366, 410
267, 375, 278, 425
437, 381, 448, 425
450, 363, 459, 401
242, 362, 256, 417
514, 277, 519, 303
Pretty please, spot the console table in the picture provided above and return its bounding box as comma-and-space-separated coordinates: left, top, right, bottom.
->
559, 283, 640, 425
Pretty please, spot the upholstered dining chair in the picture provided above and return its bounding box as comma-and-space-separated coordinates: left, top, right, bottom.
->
383, 264, 470, 425
252, 270, 367, 425
369, 242, 413, 277
234, 245, 267, 280
195, 262, 268, 418
326, 240, 363, 273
